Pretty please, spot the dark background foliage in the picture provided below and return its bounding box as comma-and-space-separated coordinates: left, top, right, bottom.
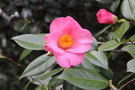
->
0, 0, 135, 90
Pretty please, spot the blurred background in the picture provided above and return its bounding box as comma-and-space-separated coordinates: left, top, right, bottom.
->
0, 0, 135, 90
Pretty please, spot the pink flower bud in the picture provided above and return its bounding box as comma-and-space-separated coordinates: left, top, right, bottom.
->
96, 9, 117, 24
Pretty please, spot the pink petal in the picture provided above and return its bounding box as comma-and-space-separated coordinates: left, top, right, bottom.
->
67, 29, 93, 53
44, 34, 53, 52
53, 52, 71, 68
54, 52, 84, 68
44, 34, 49, 40
69, 53, 84, 66
44, 45, 52, 52
50, 16, 82, 34
45, 33, 64, 54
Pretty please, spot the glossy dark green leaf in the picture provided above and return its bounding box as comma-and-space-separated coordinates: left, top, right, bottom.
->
81, 56, 98, 71
58, 68, 109, 90
113, 21, 130, 41
110, 0, 120, 12
107, 32, 114, 40
85, 51, 108, 70
121, 0, 135, 20
22, 82, 32, 90
20, 54, 56, 79
19, 49, 32, 61
127, 59, 135, 73
87, 37, 98, 52
35, 84, 46, 90
98, 40, 123, 51
121, 45, 135, 58
128, 34, 135, 41
48, 76, 63, 88
96, 0, 113, 4
94, 25, 112, 37
12, 34, 45, 50
32, 68, 63, 88
34, 68, 63, 80
63, 81, 81, 90
117, 73, 134, 87
29, 76, 51, 86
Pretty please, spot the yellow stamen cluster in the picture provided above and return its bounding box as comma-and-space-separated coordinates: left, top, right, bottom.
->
57, 34, 73, 49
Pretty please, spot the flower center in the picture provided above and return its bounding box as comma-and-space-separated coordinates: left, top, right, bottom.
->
57, 34, 73, 49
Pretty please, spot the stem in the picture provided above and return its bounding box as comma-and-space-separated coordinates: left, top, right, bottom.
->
109, 80, 119, 90
118, 19, 135, 23
0, 54, 21, 67
129, 22, 135, 23
118, 19, 126, 23
119, 78, 135, 90
0, 8, 19, 21
97, 41, 135, 45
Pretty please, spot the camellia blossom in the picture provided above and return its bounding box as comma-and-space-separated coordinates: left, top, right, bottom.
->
44, 16, 92, 68
96, 9, 117, 24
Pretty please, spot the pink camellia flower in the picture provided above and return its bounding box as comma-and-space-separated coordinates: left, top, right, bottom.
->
96, 9, 117, 24
44, 16, 92, 68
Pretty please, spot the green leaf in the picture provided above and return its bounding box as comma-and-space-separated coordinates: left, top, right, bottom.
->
98, 40, 124, 51
87, 37, 98, 52
113, 21, 130, 41
85, 51, 108, 70
20, 54, 56, 79
128, 34, 135, 41
33, 68, 64, 89
63, 81, 79, 90
96, 0, 113, 4
36, 34, 46, 37
81, 56, 98, 72
34, 68, 63, 80
48, 76, 63, 88
58, 68, 109, 90
19, 49, 32, 61
22, 82, 32, 90
12, 34, 45, 50
127, 59, 135, 73
121, 45, 135, 58
117, 73, 134, 87
35, 84, 46, 90
94, 25, 112, 37
107, 32, 114, 40
121, 0, 135, 20
110, 0, 120, 12
30, 76, 51, 86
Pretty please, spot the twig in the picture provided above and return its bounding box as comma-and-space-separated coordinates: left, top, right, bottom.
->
129, 22, 135, 23
97, 42, 135, 45
119, 78, 135, 90
0, 8, 19, 21
109, 80, 118, 90
0, 54, 21, 67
